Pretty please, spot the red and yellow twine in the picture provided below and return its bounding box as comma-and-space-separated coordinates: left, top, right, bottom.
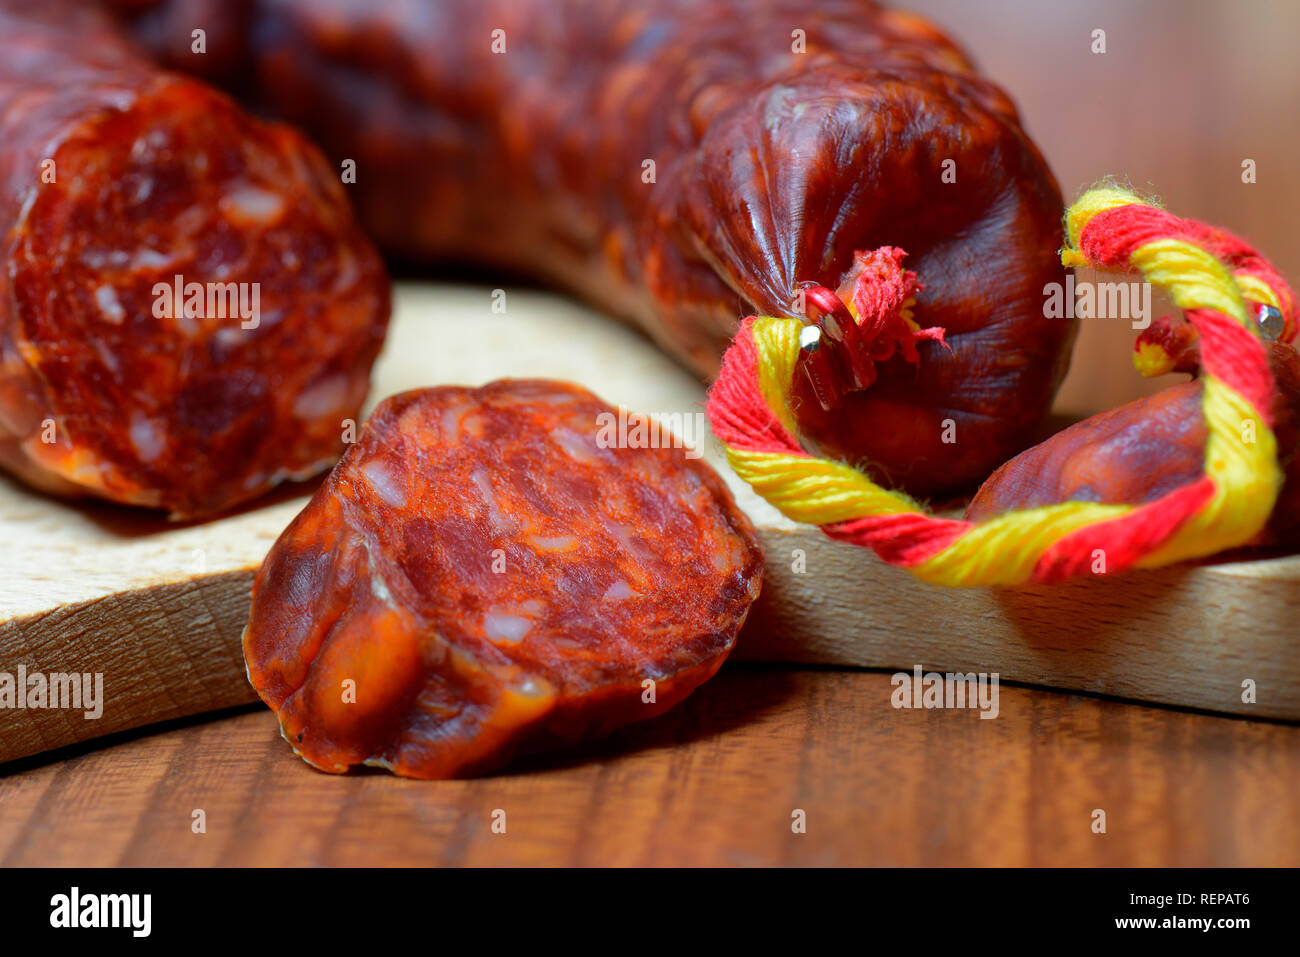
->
706, 186, 1294, 586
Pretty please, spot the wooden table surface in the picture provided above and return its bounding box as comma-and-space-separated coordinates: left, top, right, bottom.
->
2, 667, 1296, 867
4, 1, 1299, 868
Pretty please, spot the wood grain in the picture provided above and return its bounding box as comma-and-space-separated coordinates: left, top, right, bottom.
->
0, 572, 258, 761
6, 528, 1297, 767
4, 282, 1299, 765
5, 0, 1300, 764
739, 531, 1300, 720
0, 0, 1297, 869
1, 669, 1296, 867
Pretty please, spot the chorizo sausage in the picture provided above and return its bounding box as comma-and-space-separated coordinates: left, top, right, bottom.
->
243, 380, 764, 778
108, 0, 1073, 499
966, 340, 1300, 547
0, 0, 389, 517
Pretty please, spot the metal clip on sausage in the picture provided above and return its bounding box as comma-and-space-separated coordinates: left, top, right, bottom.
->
795, 280, 875, 412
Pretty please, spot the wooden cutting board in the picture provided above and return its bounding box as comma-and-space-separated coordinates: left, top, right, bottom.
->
2, 283, 1297, 765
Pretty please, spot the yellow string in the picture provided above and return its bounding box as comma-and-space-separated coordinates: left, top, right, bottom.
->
725, 187, 1281, 586
1130, 238, 1249, 325
1136, 377, 1279, 567
1066, 190, 1282, 567
1061, 186, 1140, 267
724, 445, 918, 526
750, 316, 803, 440
1233, 273, 1280, 311
910, 501, 1129, 586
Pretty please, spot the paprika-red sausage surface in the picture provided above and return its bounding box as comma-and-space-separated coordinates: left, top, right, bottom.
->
110, 0, 1073, 499
243, 380, 764, 778
0, 0, 389, 517
967, 340, 1300, 547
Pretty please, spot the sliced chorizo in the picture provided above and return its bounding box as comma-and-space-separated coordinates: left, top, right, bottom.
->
0, 0, 389, 517
243, 380, 765, 778
109, 0, 1072, 499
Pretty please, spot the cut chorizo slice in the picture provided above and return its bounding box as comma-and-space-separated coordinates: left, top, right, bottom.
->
243, 380, 765, 778
0, 0, 389, 517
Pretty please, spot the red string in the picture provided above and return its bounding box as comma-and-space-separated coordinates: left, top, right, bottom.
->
705, 200, 1293, 583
